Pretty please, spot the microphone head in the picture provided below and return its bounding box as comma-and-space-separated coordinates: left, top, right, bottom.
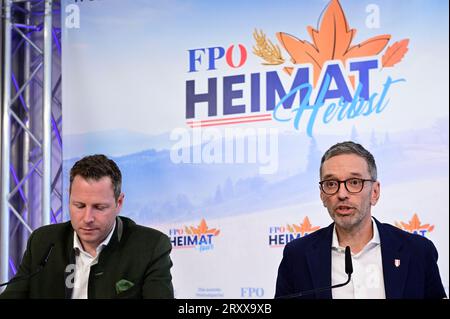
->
1, 243, 56, 288
345, 246, 353, 275
40, 243, 55, 267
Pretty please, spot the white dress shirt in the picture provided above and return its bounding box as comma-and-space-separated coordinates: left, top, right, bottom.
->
71, 221, 116, 299
331, 218, 386, 299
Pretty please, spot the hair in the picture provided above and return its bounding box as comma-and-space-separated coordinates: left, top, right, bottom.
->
69, 154, 122, 201
320, 141, 377, 180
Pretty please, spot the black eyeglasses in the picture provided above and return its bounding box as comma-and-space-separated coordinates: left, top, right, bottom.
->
319, 178, 375, 195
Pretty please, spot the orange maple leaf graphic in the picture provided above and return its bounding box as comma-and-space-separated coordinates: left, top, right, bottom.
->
395, 214, 434, 233
382, 39, 409, 68
275, 0, 391, 85
290, 217, 320, 236
189, 218, 220, 236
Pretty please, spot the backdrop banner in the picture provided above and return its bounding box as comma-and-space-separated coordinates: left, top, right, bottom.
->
61, 0, 449, 298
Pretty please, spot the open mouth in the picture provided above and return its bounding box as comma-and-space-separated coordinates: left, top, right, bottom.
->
335, 205, 354, 215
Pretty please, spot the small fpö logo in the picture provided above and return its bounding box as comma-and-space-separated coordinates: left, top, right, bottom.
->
241, 287, 264, 298
395, 213, 435, 237
169, 218, 220, 252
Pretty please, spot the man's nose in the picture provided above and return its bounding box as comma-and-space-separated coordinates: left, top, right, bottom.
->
83, 207, 95, 223
336, 182, 350, 200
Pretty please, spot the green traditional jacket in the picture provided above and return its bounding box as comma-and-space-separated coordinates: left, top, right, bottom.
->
0, 216, 174, 299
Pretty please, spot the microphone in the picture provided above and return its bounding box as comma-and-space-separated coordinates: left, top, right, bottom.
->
345, 245, 353, 275
0, 243, 55, 288
277, 245, 353, 299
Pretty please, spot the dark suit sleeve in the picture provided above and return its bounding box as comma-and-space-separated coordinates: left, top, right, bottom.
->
0, 231, 35, 299
275, 244, 295, 298
142, 233, 174, 299
424, 239, 447, 299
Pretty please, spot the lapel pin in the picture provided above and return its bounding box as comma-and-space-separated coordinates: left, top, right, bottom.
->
394, 259, 401, 268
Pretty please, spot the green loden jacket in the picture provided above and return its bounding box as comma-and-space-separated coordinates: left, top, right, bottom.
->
0, 216, 174, 299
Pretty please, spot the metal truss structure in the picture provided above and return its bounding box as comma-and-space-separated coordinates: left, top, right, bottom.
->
1, 0, 61, 288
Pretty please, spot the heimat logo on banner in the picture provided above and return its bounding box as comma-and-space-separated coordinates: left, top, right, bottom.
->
269, 217, 321, 247
185, 0, 409, 134
169, 219, 220, 252
170, 0, 409, 173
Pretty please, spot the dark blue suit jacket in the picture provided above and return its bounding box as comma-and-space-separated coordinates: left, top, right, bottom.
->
275, 218, 446, 299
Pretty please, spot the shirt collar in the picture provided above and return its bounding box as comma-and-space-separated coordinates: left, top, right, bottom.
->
73, 220, 116, 257
332, 217, 380, 252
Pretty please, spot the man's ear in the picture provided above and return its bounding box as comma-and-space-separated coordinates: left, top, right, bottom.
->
116, 193, 125, 210
371, 181, 380, 206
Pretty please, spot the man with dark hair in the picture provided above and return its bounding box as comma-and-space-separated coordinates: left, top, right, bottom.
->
275, 141, 446, 299
1, 154, 174, 299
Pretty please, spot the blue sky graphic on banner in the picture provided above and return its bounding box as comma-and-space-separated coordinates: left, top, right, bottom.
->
62, 0, 449, 298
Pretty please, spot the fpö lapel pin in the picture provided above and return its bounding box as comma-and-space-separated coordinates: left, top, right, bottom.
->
394, 259, 401, 268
